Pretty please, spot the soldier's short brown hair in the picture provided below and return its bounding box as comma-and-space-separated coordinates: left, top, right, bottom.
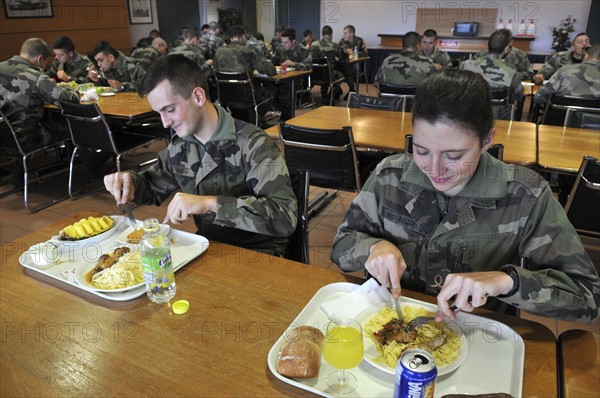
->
139, 54, 209, 99
21, 38, 51, 59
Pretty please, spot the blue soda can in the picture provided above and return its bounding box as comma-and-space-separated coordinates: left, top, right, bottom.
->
393, 348, 437, 398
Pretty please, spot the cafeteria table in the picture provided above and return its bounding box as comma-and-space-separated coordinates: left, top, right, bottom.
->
537, 123, 600, 173
1, 211, 558, 396
558, 329, 600, 397
266, 106, 538, 166
46, 92, 156, 122
253, 70, 312, 118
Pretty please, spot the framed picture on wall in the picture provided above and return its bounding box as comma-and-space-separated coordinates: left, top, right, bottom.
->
4, 0, 53, 19
127, 0, 153, 24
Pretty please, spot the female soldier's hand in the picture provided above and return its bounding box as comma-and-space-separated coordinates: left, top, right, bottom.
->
365, 240, 407, 298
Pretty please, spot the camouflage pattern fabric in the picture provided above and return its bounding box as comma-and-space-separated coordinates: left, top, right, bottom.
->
200, 33, 225, 60
474, 47, 534, 80
310, 38, 343, 65
534, 60, 600, 104
47, 51, 93, 83
214, 42, 275, 76
95, 51, 146, 92
130, 46, 161, 68
461, 54, 524, 102
421, 47, 452, 68
331, 153, 600, 323
129, 104, 297, 256
0, 55, 79, 150
374, 48, 436, 85
169, 43, 213, 77
538, 50, 583, 80
339, 36, 367, 57
272, 43, 312, 70
246, 37, 271, 60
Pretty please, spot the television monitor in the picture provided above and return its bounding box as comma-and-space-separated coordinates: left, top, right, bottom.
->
453, 22, 479, 36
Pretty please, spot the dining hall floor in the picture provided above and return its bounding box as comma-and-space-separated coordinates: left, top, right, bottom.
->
1, 83, 598, 339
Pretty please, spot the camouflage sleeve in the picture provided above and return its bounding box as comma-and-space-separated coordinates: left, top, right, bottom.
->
510, 71, 524, 101
69, 57, 95, 83
130, 146, 180, 205
253, 52, 276, 76
533, 75, 558, 104
294, 49, 312, 71
47, 59, 60, 80
498, 184, 600, 323
213, 132, 297, 238
538, 54, 561, 79
35, 73, 79, 104
122, 63, 146, 92
331, 168, 386, 271
439, 51, 452, 68
517, 54, 534, 80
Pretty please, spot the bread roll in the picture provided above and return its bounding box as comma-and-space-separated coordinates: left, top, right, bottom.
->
277, 325, 324, 378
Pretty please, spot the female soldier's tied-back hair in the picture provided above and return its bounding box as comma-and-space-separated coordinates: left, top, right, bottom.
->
412, 69, 494, 145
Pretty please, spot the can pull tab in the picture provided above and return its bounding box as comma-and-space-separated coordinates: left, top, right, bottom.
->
408, 354, 430, 369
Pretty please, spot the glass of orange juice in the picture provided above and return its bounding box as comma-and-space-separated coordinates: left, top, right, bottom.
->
323, 318, 364, 394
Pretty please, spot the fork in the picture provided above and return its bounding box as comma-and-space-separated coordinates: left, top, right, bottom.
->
406, 304, 460, 331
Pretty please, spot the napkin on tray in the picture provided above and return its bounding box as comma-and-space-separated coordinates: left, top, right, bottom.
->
320, 278, 390, 320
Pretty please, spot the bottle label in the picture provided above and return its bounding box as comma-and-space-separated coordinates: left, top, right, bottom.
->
142, 251, 174, 286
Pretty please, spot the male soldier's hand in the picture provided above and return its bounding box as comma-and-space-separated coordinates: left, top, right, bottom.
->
365, 240, 407, 298
164, 193, 217, 225
57, 70, 69, 82
533, 73, 545, 84
104, 172, 135, 205
107, 79, 122, 90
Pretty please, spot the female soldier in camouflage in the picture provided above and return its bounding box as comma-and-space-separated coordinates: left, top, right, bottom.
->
331, 68, 599, 324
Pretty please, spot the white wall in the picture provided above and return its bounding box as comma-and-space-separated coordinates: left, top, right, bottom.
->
317, 0, 591, 53
129, 0, 160, 47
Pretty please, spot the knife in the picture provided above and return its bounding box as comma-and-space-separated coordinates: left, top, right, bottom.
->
390, 291, 404, 323
119, 203, 140, 230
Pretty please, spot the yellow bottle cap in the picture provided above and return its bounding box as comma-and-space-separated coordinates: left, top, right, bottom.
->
172, 300, 190, 315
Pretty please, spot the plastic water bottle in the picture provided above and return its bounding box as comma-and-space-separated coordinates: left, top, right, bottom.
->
526, 19, 536, 37
517, 20, 527, 36
506, 19, 513, 35
496, 19, 504, 31
354, 46, 358, 59
140, 218, 176, 303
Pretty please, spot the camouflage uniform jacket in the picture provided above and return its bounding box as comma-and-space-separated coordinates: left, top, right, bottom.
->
331, 153, 599, 323
374, 48, 436, 86
310, 38, 343, 65
95, 51, 146, 92
246, 37, 271, 59
538, 50, 584, 80
339, 36, 367, 57
461, 54, 524, 102
129, 104, 297, 256
47, 51, 93, 83
421, 47, 452, 68
200, 33, 225, 60
475, 47, 534, 80
213, 42, 275, 76
534, 60, 600, 104
169, 43, 213, 77
0, 55, 79, 144
272, 44, 312, 70
130, 46, 161, 68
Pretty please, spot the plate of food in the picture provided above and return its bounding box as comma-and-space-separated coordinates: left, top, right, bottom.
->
52, 215, 119, 245
359, 303, 468, 377
75, 246, 145, 293
116, 224, 170, 244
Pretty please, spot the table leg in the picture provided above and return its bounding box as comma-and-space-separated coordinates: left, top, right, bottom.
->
291, 78, 296, 118
355, 62, 360, 94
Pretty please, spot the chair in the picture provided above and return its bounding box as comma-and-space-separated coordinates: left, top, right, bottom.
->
346, 92, 403, 111
378, 83, 417, 113
490, 87, 516, 121
540, 93, 600, 128
285, 170, 310, 264
311, 57, 345, 106
59, 101, 160, 198
215, 71, 273, 126
279, 123, 361, 219
0, 110, 70, 212
405, 134, 413, 154
564, 156, 600, 238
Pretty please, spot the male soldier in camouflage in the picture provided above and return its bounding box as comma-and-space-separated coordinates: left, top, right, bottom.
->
420, 29, 452, 70
213, 25, 275, 124
88, 41, 147, 92
461, 29, 524, 120
534, 42, 600, 104
271, 29, 312, 121
270, 25, 285, 54
47, 36, 94, 84
169, 27, 213, 77
534, 32, 590, 84
246, 32, 271, 59
331, 68, 599, 324
131, 37, 161, 68
310, 25, 344, 102
473, 41, 533, 81
103, 55, 297, 256
374, 31, 436, 86
0, 38, 79, 152
338, 24, 368, 97
200, 21, 225, 60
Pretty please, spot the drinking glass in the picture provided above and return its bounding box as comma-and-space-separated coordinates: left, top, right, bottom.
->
322, 318, 364, 394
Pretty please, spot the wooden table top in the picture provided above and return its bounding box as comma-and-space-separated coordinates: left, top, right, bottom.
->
266, 106, 538, 166
80, 92, 155, 120
1, 211, 558, 397
537, 124, 600, 173
254, 69, 312, 82
559, 330, 600, 397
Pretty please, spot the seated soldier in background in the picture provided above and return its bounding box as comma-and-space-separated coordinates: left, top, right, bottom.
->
374, 31, 436, 86
461, 29, 524, 120
534, 42, 600, 104
131, 36, 161, 67
420, 29, 452, 70
310, 25, 344, 103
338, 24, 368, 97
47, 36, 94, 84
169, 27, 213, 78
270, 25, 285, 54
301, 29, 314, 49
534, 32, 590, 84
473, 35, 533, 81
88, 41, 147, 92
200, 21, 225, 60
246, 31, 271, 59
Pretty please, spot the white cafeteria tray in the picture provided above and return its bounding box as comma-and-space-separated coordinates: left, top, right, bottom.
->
19, 216, 209, 301
267, 282, 524, 397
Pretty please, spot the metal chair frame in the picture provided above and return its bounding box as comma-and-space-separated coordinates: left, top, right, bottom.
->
378, 83, 417, 113
541, 93, 600, 129
285, 170, 310, 264
564, 156, 600, 238
215, 71, 273, 126
311, 57, 346, 106
346, 92, 403, 111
